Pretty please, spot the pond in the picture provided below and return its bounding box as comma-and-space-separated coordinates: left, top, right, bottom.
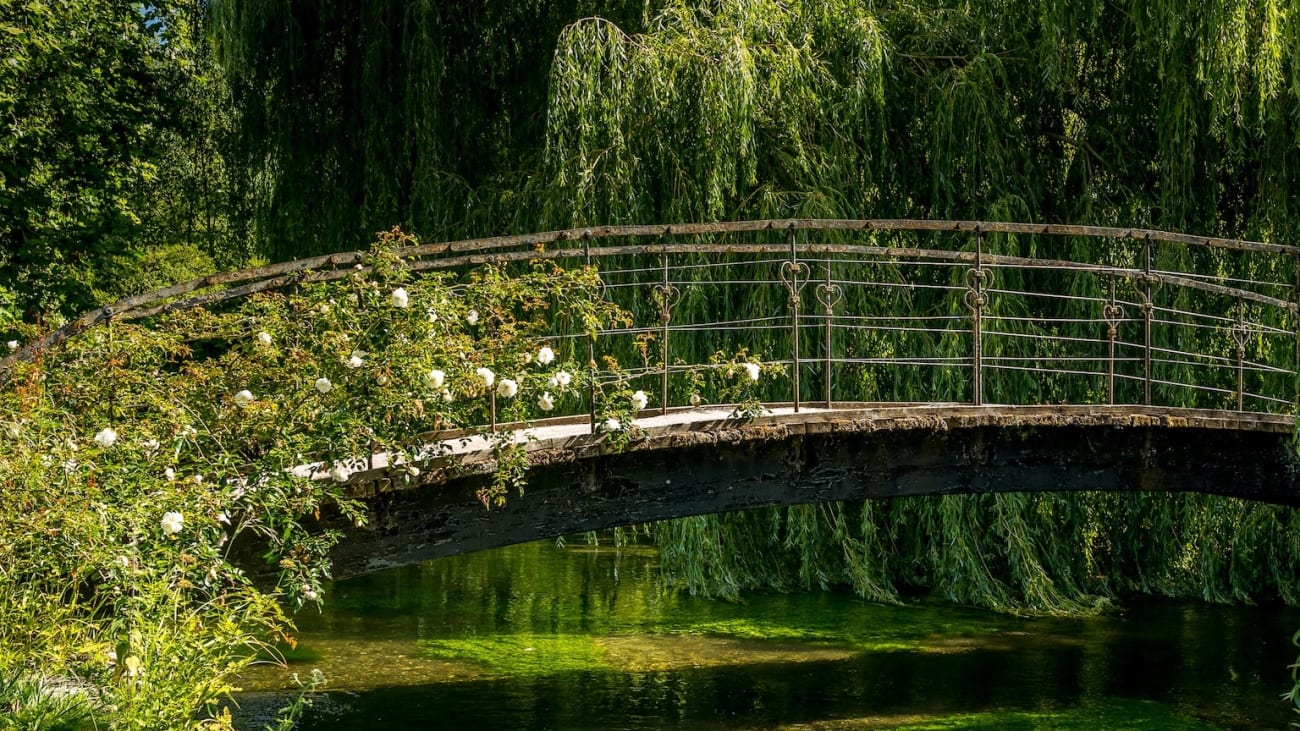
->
236, 539, 1300, 730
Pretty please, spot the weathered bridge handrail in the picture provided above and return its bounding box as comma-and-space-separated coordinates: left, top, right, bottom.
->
3, 219, 1296, 421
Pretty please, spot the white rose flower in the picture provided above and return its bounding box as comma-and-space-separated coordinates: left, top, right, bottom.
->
315, 377, 333, 394
497, 378, 518, 398
329, 464, 351, 483
94, 427, 118, 448
465, 309, 479, 326
193, 474, 204, 484
538, 392, 555, 412
257, 331, 272, 346
346, 350, 365, 369
160, 511, 184, 536
6, 340, 18, 351
422, 369, 445, 389
536, 346, 555, 365
164, 467, 176, 480
689, 393, 702, 407
304, 588, 320, 602
317, 303, 331, 315
234, 389, 255, 406
603, 417, 622, 433
631, 390, 648, 411
476, 367, 495, 389
744, 362, 761, 382
390, 288, 409, 308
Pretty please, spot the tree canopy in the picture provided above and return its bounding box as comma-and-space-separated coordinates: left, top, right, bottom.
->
213, 0, 1300, 259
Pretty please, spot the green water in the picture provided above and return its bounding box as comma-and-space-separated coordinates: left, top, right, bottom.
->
237, 540, 1300, 729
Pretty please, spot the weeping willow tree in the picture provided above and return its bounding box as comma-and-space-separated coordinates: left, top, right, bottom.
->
213, 0, 1300, 615
210, 0, 648, 261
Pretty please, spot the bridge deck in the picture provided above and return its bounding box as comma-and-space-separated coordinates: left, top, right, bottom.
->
307, 404, 1295, 493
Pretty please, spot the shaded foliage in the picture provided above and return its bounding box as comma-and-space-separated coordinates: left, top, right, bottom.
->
0, 1, 234, 319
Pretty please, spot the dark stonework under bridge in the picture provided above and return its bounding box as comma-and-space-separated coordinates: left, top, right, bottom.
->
323, 404, 1299, 579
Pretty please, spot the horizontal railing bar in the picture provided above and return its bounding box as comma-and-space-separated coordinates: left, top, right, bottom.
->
822, 314, 969, 322
982, 330, 1111, 346
4, 219, 1297, 398
1153, 320, 1294, 337
838, 356, 972, 364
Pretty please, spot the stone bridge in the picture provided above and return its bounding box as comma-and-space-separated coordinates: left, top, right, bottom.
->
6, 218, 1298, 578
323, 403, 1299, 579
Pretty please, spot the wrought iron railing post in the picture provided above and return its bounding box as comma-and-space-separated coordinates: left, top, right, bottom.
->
1144, 232, 1154, 403
583, 230, 597, 431
652, 251, 681, 416
1103, 278, 1123, 406
815, 265, 842, 409
1293, 253, 1300, 411
1232, 309, 1249, 411
780, 223, 810, 413
963, 227, 989, 406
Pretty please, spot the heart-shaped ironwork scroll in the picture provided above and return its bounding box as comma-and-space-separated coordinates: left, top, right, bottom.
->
1130, 272, 1163, 308
814, 282, 843, 314
780, 261, 812, 306
964, 266, 996, 291
652, 283, 682, 323
1230, 317, 1251, 355
1103, 302, 1125, 337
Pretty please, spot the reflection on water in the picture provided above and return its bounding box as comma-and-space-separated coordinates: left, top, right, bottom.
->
236, 541, 1299, 730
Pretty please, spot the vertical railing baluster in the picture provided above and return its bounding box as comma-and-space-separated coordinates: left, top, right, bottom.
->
1103, 278, 1123, 406
963, 227, 988, 406
584, 230, 597, 431
1232, 308, 1249, 412
1293, 253, 1300, 412
815, 265, 843, 409
652, 251, 681, 416
779, 223, 810, 413
1141, 234, 1154, 406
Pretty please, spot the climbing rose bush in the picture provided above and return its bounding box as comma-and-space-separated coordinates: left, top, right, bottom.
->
0, 229, 628, 728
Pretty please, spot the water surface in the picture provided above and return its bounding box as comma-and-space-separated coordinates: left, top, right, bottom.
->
238, 540, 1300, 729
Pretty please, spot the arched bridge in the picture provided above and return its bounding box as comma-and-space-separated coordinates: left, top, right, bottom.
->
322, 403, 1299, 579
6, 219, 1299, 578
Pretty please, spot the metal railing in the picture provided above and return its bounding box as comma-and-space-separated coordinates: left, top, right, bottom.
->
5, 220, 1297, 420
